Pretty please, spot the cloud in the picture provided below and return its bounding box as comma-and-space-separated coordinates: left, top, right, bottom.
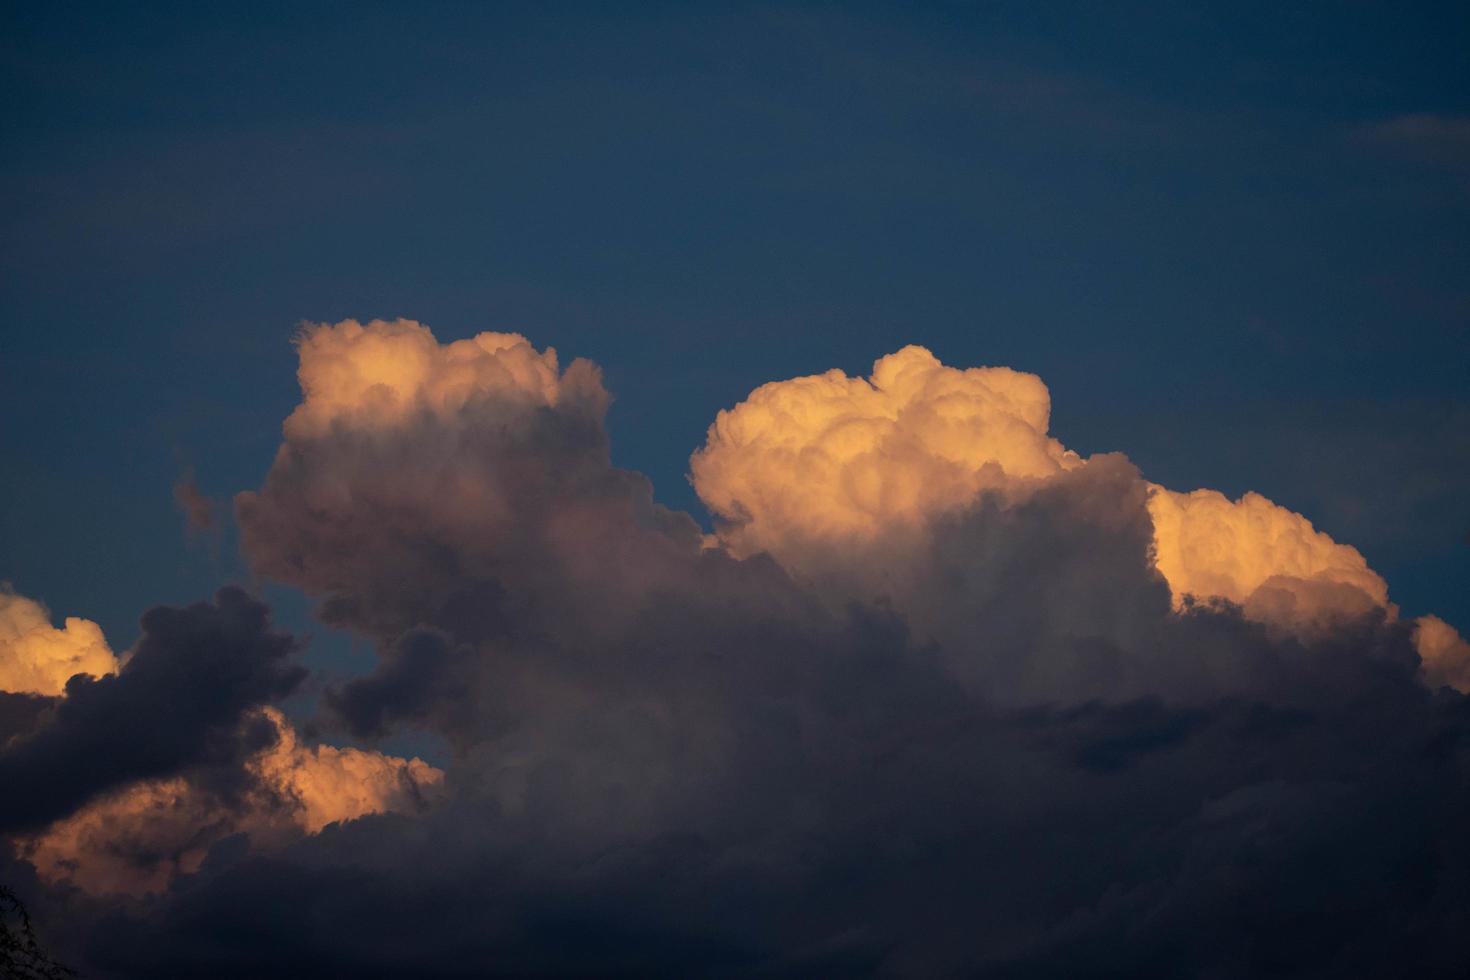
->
325, 627, 477, 739
691, 346, 1399, 638
0, 692, 54, 749
1415, 614, 1470, 693
235, 318, 702, 643
0, 588, 119, 697
690, 344, 1079, 564
1146, 486, 1389, 630
172, 467, 217, 533
0, 587, 304, 834
15, 707, 442, 896
13, 326, 1470, 977
281, 318, 577, 439
16, 776, 242, 897
249, 706, 443, 835
1, 591, 443, 896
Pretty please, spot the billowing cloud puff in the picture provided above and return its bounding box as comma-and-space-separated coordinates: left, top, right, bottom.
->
282, 318, 581, 439
1146, 487, 1390, 628
248, 706, 444, 835
16, 706, 443, 896
237, 318, 702, 644
691, 345, 1079, 561
1415, 614, 1470, 693
16, 777, 235, 897
0, 587, 305, 835
3, 600, 442, 897
691, 346, 1402, 637
0, 589, 119, 696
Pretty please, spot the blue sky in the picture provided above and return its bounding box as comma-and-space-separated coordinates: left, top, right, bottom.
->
3, 1, 1466, 651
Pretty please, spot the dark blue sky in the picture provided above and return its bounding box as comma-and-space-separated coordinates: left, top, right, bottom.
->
3, 1, 1467, 656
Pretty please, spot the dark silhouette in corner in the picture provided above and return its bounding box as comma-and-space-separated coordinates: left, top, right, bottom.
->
1, 885, 74, 980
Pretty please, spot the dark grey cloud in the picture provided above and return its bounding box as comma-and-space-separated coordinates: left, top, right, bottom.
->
189, 367, 1470, 976
0, 693, 54, 750
0, 588, 303, 834
46, 618, 1470, 978
325, 627, 477, 740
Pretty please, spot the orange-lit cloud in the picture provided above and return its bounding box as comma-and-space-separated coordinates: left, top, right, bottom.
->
692, 346, 1420, 639
15, 705, 444, 896
1145, 486, 1390, 630
1414, 614, 1470, 693
0, 588, 119, 696
17, 777, 229, 897
691, 345, 1080, 562
283, 318, 591, 439
247, 706, 444, 835
236, 317, 697, 644
4, 596, 442, 897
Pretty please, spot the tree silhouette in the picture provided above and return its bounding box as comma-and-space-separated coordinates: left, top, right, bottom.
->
0, 884, 75, 980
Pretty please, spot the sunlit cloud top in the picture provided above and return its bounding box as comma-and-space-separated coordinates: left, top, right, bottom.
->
0, 588, 119, 696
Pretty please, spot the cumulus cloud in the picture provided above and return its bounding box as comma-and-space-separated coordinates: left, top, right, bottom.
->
1146, 486, 1390, 630
16, 776, 241, 897
282, 318, 575, 438
1415, 614, 1470, 693
236, 318, 702, 643
691, 346, 1401, 639
691, 344, 1079, 563
12, 326, 1470, 977
16, 706, 443, 896
0, 588, 119, 696
0, 587, 305, 835
248, 706, 443, 835
1, 591, 443, 897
